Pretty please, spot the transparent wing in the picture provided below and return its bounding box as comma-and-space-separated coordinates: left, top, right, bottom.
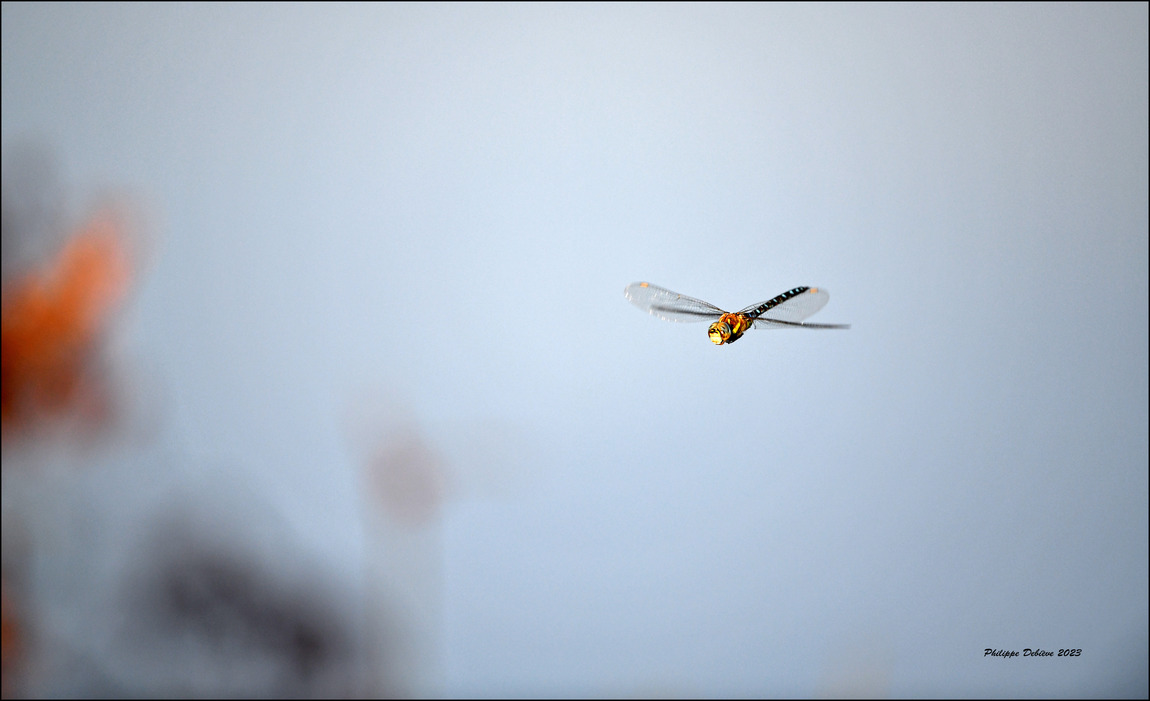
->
741, 287, 850, 330
624, 282, 726, 323
753, 318, 851, 329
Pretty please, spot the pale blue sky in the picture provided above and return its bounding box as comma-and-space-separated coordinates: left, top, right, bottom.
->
3, 3, 1147, 697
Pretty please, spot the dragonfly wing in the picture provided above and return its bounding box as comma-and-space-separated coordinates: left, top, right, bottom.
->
624, 282, 725, 323
753, 318, 851, 330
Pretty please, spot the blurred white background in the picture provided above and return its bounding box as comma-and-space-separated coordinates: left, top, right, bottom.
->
2, 3, 1146, 697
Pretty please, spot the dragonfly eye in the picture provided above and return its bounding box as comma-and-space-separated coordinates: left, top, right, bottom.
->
708, 322, 729, 344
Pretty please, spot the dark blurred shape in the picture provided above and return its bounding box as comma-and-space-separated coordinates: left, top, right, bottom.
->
152, 544, 346, 693
116, 512, 374, 698
1, 192, 133, 441
1, 578, 24, 699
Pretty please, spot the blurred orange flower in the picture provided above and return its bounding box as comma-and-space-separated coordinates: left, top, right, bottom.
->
1, 207, 132, 437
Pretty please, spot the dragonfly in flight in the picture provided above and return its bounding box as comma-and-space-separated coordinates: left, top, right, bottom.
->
624, 282, 850, 345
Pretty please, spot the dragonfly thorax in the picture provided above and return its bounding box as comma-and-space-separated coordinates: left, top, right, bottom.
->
708, 313, 752, 345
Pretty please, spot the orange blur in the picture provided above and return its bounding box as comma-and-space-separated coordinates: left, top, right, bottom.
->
1, 208, 132, 436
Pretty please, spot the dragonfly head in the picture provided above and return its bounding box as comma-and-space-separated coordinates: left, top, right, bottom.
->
708, 321, 731, 344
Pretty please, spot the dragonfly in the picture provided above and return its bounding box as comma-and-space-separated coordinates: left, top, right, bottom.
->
624, 282, 850, 345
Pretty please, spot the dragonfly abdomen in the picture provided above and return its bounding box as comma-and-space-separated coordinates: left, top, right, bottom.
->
744, 286, 810, 320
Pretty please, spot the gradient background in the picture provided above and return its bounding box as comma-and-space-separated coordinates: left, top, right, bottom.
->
2, 3, 1147, 697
